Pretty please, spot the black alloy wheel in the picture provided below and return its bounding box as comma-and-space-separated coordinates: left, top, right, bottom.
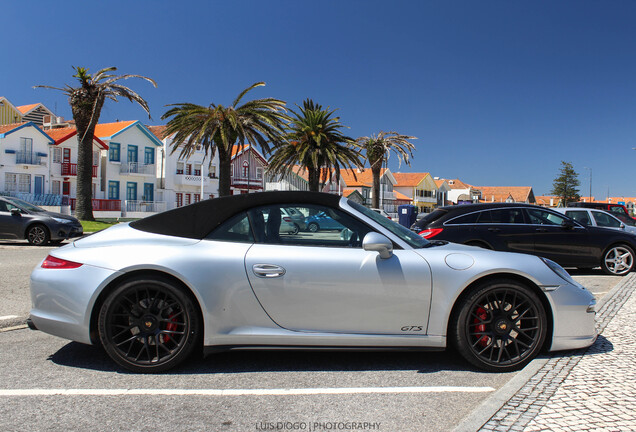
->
451, 279, 547, 372
289, 224, 300, 235
98, 277, 200, 373
27, 224, 50, 246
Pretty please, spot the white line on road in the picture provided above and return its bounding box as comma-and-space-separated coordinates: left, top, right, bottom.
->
0, 386, 495, 397
0, 315, 19, 321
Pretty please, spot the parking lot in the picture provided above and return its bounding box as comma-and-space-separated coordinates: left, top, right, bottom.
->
0, 241, 623, 431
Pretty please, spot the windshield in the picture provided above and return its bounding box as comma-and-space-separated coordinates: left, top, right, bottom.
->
347, 200, 429, 248
4, 197, 45, 213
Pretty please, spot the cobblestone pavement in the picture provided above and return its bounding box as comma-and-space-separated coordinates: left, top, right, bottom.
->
477, 273, 636, 432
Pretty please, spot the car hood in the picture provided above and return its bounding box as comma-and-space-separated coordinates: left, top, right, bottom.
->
30, 210, 78, 222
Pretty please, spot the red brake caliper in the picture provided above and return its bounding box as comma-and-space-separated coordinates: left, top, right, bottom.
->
164, 313, 177, 343
474, 307, 489, 347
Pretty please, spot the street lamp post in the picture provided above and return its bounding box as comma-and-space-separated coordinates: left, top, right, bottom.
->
584, 167, 592, 202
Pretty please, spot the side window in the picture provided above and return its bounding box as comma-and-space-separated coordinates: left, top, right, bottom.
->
206, 212, 254, 243
249, 204, 372, 248
446, 212, 480, 225
593, 212, 621, 228
526, 208, 568, 226
609, 206, 625, 216
489, 209, 525, 224
565, 211, 591, 225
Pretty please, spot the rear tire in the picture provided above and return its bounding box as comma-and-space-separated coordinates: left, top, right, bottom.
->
307, 222, 319, 233
450, 279, 547, 372
601, 244, 634, 276
98, 276, 200, 373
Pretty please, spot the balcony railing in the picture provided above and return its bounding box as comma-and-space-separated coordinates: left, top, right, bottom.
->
120, 162, 155, 175
61, 162, 98, 177
70, 198, 122, 211
16, 151, 45, 165
174, 174, 206, 185
124, 200, 166, 213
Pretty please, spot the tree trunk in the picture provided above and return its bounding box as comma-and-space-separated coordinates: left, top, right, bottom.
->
308, 167, 321, 192
218, 149, 232, 197
71, 91, 104, 221
371, 164, 382, 209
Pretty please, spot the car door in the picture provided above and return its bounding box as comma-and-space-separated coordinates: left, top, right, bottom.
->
590, 210, 624, 231
468, 208, 535, 253
0, 201, 27, 239
524, 207, 598, 267
244, 203, 432, 335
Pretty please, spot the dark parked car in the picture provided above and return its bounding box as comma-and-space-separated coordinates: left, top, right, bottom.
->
412, 203, 636, 275
0, 196, 83, 245
569, 202, 636, 226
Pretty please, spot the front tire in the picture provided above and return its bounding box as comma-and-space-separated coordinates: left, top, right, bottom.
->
601, 244, 634, 276
27, 224, 50, 246
98, 276, 200, 373
450, 279, 547, 372
307, 222, 319, 233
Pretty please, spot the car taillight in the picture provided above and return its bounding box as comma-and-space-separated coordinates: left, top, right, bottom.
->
41, 255, 82, 269
283, 217, 292, 222
419, 228, 443, 239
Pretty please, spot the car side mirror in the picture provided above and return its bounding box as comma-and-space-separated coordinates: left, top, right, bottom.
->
620, 224, 626, 230
10, 208, 21, 216
363, 232, 393, 259
561, 220, 575, 230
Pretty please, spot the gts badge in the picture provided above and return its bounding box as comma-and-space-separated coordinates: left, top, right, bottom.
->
401, 325, 423, 332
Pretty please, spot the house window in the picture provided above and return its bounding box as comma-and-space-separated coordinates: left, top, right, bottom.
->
126, 182, 137, 201
63, 148, 71, 163
186, 164, 192, 176
108, 181, 120, 200
51, 180, 60, 195
144, 147, 154, 165
143, 183, 154, 202
109, 143, 121, 162
93, 151, 100, 167
53, 148, 62, 163
256, 167, 263, 180
127, 145, 138, 164
176, 193, 183, 207
194, 194, 201, 203
176, 162, 184, 175
194, 164, 201, 176
4, 173, 17, 192
242, 161, 249, 178
231, 165, 234, 177
18, 174, 31, 193
62, 181, 70, 196
209, 165, 217, 178
185, 194, 191, 205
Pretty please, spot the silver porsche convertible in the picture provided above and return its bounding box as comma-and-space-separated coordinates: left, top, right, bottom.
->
29, 192, 597, 373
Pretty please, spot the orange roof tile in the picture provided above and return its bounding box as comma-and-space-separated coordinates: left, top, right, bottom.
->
394, 191, 412, 201
0, 122, 27, 135
16, 103, 40, 114
94, 120, 136, 138
340, 168, 387, 187
40, 126, 108, 149
477, 186, 533, 203
147, 125, 167, 140
392, 172, 430, 187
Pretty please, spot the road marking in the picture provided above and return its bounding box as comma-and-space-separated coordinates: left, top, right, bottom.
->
0, 386, 495, 397
0, 315, 19, 321
0, 324, 27, 332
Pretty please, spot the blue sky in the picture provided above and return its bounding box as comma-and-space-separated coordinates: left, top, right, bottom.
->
3, 1, 636, 198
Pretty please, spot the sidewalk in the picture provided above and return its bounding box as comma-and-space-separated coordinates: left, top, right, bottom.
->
460, 272, 636, 431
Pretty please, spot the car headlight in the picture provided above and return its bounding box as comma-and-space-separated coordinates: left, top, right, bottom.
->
52, 217, 72, 224
541, 257, 576, 284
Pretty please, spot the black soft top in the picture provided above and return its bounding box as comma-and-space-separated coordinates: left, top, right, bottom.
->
130, 191, 342, 239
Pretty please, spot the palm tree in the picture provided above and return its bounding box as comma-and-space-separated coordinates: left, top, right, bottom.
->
268, 99, 363, 192
36, 66, 156, 220
356, 131, 417, 209
162, 82, 288, 197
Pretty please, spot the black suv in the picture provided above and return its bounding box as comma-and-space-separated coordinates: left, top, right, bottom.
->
412, 203, 636, 275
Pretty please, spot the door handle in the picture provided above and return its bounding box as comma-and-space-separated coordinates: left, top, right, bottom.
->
252, 264, 286, 278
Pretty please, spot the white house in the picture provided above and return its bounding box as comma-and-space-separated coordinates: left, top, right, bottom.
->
0, 122, 53, 198
148, 125, 220, 210
95, 121, 165, 218
44, 126, 120, 218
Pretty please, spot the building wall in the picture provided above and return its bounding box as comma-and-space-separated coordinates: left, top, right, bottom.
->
0, 125, 51, 194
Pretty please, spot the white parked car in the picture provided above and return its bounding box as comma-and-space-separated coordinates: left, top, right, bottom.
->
555, 207, 636, 235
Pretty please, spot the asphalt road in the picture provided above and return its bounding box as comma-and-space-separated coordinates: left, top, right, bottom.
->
0, 241, 622, 432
